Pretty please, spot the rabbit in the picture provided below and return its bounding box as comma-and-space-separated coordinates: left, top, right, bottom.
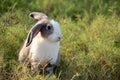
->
19, 12, 62, 74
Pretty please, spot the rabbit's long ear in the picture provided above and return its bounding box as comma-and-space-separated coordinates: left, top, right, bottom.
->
29, 12, 48, 20
26, 24, 45, 47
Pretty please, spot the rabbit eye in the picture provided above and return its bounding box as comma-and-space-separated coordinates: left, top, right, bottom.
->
46, 25, 51, 30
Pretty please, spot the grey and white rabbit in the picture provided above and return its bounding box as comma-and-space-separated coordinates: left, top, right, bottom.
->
19, 12, 62, 74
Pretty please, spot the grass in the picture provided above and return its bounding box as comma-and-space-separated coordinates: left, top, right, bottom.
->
0, 0, 120, 80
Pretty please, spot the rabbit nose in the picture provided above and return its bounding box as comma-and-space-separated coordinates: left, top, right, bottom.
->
58, 37, 61, 40
58, 36, 62, 40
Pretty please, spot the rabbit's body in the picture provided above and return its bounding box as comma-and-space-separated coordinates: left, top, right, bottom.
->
19, 12, 62, 74
30, 32, 60, 65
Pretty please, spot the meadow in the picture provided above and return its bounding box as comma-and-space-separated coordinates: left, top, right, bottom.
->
0, 0, 120, 80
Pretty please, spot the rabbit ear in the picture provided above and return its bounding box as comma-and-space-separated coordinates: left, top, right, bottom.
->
26, 24, 45, 47
29, 12, 48, 20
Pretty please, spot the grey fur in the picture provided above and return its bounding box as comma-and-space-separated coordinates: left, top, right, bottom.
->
19, 12, 49, 62
29, 12, 48, 20
26, 24, 44, 47
19, 39, 31, 63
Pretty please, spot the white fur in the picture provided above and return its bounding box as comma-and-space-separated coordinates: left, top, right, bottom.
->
30, 20, 61, 66
48, 20, 62, 42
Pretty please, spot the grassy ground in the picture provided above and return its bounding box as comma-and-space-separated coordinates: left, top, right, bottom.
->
0, 0, 120, 80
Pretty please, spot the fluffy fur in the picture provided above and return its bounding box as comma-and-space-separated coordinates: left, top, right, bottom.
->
30, 20, 61, 67
19, 12, 62, 73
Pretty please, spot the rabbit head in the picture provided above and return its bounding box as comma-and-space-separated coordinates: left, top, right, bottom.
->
26, 12, 62, 47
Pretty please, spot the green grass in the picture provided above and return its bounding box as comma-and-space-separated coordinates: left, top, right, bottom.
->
0, 0, 120, 80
